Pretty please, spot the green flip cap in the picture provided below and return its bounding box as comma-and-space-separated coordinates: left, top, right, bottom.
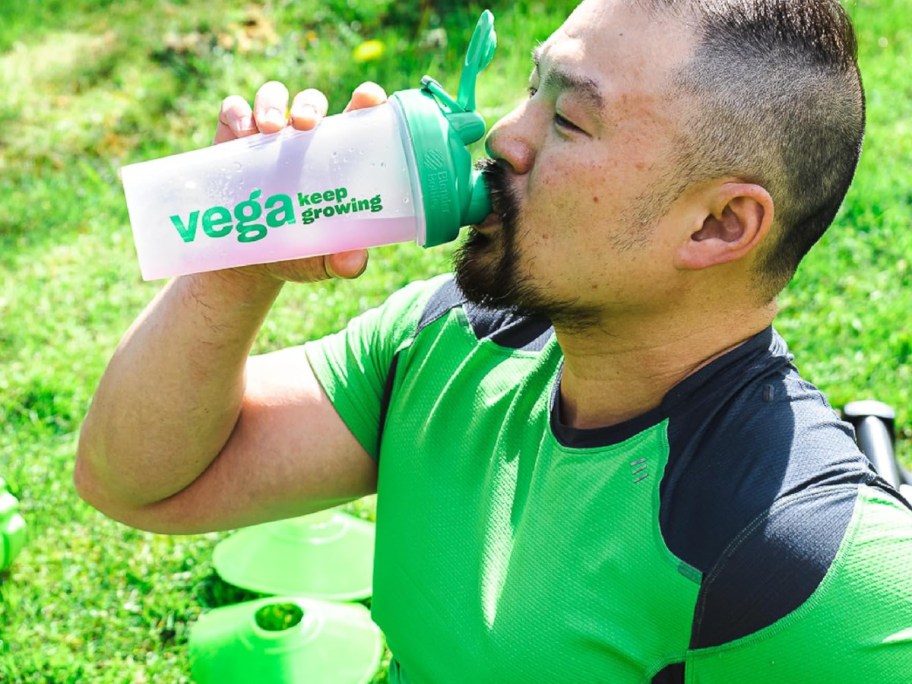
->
391, 9, 496, 247
0, 477, 26, 572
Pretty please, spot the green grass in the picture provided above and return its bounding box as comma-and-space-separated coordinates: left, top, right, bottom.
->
1, 0, 910, 681
778, 0, 912, 448
0, 1, 569, 681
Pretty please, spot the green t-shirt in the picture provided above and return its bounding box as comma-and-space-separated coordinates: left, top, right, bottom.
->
306, 275, 912, 683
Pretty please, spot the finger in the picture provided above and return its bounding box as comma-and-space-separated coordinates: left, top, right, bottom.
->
324, 250, 370, 279
253, 81, 290, 133
214, 95, 255, 144
290, 89, 330, 131
343, 82, 388, 113
259, 249, 369, 283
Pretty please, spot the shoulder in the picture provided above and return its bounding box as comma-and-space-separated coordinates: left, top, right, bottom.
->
313, 274, 455, 352
686, 484, 912, 678
657, 329, 897, 646
411, 276, 554, 350
690, 482, 869, 648
661, 331, 875, 567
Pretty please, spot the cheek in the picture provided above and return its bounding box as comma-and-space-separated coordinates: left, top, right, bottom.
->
527, 159, 611, 237
532, 147, 588, 189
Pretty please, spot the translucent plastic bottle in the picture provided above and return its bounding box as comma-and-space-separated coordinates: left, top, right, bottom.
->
121, 11, 496, 280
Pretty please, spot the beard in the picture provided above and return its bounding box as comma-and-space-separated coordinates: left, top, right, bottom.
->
453, 159, 603, 332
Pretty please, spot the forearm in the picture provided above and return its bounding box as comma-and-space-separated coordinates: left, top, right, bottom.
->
76, 269, 283, 510
77, 79, 378, 523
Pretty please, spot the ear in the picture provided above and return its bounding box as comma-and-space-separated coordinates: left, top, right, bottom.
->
674, 183, 774, 271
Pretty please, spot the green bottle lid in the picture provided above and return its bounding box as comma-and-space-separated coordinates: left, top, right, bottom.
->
189, 596, 383, 684
391, 9, 496, 247
0, 477, 26, 572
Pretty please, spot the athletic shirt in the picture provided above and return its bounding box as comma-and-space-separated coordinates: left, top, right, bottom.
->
304, 275, 912, 683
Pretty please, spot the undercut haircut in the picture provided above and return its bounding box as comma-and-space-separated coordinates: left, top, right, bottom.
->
639, 0, 865, 299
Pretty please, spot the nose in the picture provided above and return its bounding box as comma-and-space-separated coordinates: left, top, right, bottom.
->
484, 100, 538, 176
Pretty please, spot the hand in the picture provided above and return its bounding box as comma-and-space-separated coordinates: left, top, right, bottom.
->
211, 81, 389, 283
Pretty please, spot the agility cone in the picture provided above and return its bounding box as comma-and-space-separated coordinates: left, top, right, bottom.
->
0, 477, 26, 571
189, 596, 382, 684
213, 509, 375, 600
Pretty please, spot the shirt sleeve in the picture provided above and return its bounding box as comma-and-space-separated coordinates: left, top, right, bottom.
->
685, 485, 912, 683
304, 275, 449, 459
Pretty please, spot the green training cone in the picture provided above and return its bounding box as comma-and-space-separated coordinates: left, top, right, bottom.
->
213, 509, 375, 600
189, 596, 382, 684
0, 477, 27, 571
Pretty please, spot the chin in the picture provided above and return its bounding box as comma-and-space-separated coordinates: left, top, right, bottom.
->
453, 232, 511, 305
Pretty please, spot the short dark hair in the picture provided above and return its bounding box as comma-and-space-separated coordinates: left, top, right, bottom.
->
642, 0, 865, 298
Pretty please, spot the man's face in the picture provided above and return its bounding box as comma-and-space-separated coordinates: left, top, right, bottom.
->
455, 1, 694, 329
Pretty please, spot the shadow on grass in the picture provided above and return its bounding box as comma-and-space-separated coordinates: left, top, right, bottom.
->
194, 571, 266, 611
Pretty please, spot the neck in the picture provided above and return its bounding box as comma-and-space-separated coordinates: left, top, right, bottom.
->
554, 302, 777, 429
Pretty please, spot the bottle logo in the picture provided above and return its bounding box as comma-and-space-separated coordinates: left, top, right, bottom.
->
168, 186, 385, 244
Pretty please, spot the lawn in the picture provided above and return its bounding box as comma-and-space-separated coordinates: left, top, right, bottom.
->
1, 0, 910, 681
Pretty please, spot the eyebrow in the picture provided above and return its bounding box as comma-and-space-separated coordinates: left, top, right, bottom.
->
531, 46, 605, 113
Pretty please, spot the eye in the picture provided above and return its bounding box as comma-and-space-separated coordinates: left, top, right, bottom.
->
554, 113, 580, 132
528, 86, 583, 134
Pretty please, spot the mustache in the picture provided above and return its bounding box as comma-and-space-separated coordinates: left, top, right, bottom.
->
475, 158, 519, 230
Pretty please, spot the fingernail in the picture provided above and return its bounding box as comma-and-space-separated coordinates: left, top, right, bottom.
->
293, 104, 320, 127
261, 107, 286, 128
233, 113, 255, 134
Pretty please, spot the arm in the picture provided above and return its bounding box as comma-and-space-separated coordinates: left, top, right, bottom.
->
75, 81, 388, 534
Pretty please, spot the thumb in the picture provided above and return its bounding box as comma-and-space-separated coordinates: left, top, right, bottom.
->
325, 250, 369, 279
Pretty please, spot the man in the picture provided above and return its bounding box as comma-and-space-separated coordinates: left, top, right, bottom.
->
77, 0, 912, 681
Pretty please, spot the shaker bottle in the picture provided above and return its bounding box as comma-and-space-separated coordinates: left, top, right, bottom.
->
121, 11, 497, 281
